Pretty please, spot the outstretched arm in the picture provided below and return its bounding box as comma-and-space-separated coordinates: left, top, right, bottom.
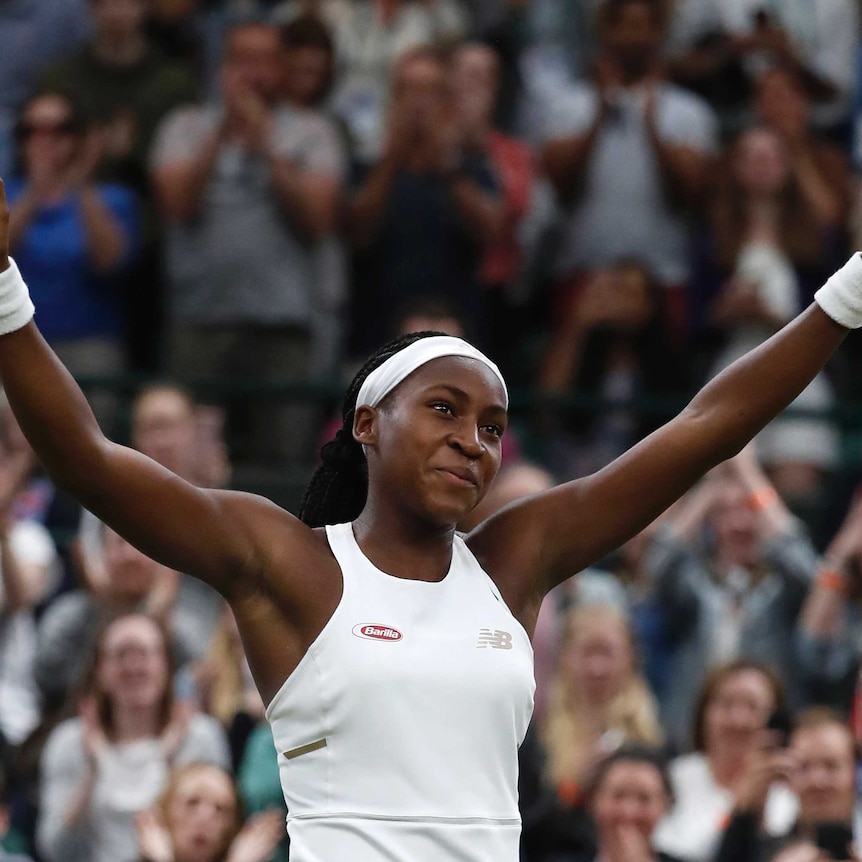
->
473, 259, 857, 607
0, 180, 301, 601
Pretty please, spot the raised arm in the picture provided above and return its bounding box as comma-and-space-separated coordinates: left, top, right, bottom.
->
473, 257, 859, 608
0, 180, 300, 601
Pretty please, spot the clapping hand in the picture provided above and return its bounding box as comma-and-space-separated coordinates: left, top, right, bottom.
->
225, 809, 285, 862
135, 807, 175, 862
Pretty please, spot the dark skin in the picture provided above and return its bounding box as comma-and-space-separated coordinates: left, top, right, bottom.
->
0, 179, 851, 707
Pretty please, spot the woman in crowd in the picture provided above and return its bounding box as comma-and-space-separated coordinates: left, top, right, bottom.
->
702, 126, 840, 510
4, 89, 138, 431
654, 660, 797, 862
547, 745, 685, 862
36, 613, 230, 862
539, 604, 663, 809
715, 708, 859, 862
135, 762, 284, 862
1, 175, 861, 859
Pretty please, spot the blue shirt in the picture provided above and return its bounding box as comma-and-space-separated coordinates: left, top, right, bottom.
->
5, 178, 139, 342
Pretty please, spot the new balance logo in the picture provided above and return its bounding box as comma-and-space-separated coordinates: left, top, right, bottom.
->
476, 629, 513, 650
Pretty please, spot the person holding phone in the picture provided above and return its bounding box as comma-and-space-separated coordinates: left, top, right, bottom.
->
715, 709, 860, 862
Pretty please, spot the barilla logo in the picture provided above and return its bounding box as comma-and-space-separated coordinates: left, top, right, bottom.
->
352, 623, 403, 642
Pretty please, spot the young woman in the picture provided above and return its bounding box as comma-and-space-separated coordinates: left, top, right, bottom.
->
654, 661, 796, 862
540, 604, 662, 808
135, 762, 284, 862
0, 179, 860, 860
546, 745, 683, 862
36, 614, 230, 862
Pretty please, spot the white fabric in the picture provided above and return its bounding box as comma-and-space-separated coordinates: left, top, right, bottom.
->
654, 752, 798, 862
815, 253, 862, 329
0, 257, 35, 335
355, 336, 508, 409
265, 522, 535, 861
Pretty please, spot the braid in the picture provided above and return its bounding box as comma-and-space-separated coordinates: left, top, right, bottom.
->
299, 331, 446, 527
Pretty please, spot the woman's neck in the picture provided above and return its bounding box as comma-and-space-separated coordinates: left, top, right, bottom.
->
111, 704, 161, 743
708, 747, 748, 789
353, 504, 455, 582
745, 198, 782, 246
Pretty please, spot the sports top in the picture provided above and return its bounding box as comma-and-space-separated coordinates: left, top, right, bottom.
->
265, 522, 535, 861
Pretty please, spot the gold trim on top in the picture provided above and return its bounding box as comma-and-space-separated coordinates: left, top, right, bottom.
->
284, 738, 328, 760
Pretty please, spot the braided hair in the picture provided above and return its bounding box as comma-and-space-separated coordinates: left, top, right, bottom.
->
299, 331, 446, 527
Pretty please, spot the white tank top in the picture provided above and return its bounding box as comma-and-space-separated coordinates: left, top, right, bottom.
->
265, 522, 535, 862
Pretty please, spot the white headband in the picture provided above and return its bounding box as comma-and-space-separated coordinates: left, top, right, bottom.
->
355, 336, 509, 410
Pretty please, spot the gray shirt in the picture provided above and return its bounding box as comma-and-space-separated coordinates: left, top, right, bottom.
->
37, 714, 230, 862
152, 102, 346, 325
541, 81, 717, 286
646, 524, 817, 747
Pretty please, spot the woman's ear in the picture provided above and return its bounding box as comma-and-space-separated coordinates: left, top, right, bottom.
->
353, 405, 377, 448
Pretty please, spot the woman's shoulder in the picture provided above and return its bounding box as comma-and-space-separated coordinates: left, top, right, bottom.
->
42, 716, 85, 759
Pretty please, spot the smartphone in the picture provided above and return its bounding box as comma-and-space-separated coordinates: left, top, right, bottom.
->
766, 707, 793, 748
815, 822, 854, 860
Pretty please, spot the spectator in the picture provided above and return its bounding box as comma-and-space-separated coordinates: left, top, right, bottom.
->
0, 0, 90, 116
666, 0, 860, 138
135, 762, 284, 862
715, 708, 859, 862
539, 603, 663, 800
5, 90, 139, 432
36, 613, 230, 862
753, 66, 851, 247
273, 0, 469, 163
539, 261, 686, 478
0, 443, 60, 750
39, 0, 197, 195
280, 14, 348, 378
546, 745, 684, 862
35, 528, 209, 711
701, 126, 840, 514
797, 491, 862, 713
38, 0, 199, 372
152, 16, 344, 469
645, 448, 818, 744
347, 45, 503, 355
448, 41, 536, 374
541, 0, 717, 341
654, 660, 797, 862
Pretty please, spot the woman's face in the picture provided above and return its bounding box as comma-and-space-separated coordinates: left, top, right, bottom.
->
709, 480, 759, 568
562, 617, 632, 705
703, 669, 775, 755
592, 760, 670, 845
166, 768, 237, 862
19, 94, 80, 177
358, 357, 507, 527
790, 724, 857, 826
732, 129, 790, 197
98, 616, 169, 714
283, 46, 332, 107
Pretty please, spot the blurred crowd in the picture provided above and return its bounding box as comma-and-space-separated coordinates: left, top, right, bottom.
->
5, 0, 862, 861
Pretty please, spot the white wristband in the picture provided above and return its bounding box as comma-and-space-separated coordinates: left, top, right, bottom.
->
0, 258, 35, 336
814, 252, 862, 329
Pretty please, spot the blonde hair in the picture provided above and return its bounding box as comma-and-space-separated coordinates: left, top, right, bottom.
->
201, 609, 246, 726
541, 604, 663, 788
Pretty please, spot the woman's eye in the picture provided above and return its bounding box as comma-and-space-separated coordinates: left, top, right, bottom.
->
482, 425, 503, 438
431, 403, 453, 415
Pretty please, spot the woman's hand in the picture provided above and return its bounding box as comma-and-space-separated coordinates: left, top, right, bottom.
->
135, 807, 175, 862
225, 810, 285, 862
